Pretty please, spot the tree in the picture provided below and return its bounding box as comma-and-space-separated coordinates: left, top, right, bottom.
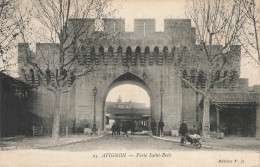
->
169, 0, 246, 140
19, 0, 118, 139
0, 0, 23, 73
234, 0, 260, 139
235, 0, 260, 65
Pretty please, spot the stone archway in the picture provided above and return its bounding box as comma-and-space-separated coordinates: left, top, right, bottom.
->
101, 72, 154, 130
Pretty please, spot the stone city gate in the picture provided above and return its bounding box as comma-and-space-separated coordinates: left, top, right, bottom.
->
18, 19, 247, 135
75, 52, 183, 134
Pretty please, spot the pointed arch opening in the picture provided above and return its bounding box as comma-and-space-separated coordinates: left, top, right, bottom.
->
99, 46, 104, 56
117, 46, 122, 53
124, 46, 131, 65
102, 72, 153, 131
154, 46, 159, 55
29, 69, 35, 86
108, 46, 113, 56
163, 46, 168, 64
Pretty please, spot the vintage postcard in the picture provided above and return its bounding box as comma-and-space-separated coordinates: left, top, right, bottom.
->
0, 0, 260, 166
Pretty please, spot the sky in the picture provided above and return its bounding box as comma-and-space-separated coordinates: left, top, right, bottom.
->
106, 84, 150, 107
113, 0, 187, 32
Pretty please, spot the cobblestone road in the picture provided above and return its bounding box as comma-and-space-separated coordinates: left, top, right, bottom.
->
44, 134, 207, 151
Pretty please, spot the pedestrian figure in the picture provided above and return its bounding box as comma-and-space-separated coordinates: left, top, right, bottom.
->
131, 121, 136, 135
151, 119, 157, 136
158, 120, 165, 136
122, 123, 128, 137
179, 120, 188, 146
111, 123, 116, 137
199, 123, 202, 136
116, 123, 120, 136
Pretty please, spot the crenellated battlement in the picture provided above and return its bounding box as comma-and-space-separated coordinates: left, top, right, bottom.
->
68, 18, 196, 40
18, 18, 242, 91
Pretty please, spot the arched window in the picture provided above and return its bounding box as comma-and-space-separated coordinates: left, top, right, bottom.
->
126, 46, 132, 59
125, 46, 132, 65
163, 46, 168, 53
154, 46, 159, 55
108, 46, 115, 64
145, 46, 150, 58
135, 46, 141, 54
117, 46, 123, 65
29, 69, 35, 86
117, 46, 122, 53
108, 46, 113, 56
99, 46, 106, 64
139, 46, 145, 65
154, 46, 160, 65
133, 46, 141, 65
37, 74, 41, 86
145, 46, 150, 54
99, 46, 104, 56
144, 46, 149, 65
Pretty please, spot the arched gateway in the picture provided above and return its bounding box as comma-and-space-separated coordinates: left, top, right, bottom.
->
102, 73, 153, 130
75, 62, 183, 134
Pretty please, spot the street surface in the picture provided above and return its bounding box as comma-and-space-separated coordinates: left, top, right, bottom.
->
1, 135, 260, 167
43, 134, 204, 151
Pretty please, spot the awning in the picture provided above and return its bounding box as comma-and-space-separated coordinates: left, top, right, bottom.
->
109, 115, 150, 120
212, 93, 258, 105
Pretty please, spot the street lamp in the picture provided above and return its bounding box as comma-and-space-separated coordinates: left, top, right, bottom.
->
160, 86, 164, 121
93, 87, 97, 134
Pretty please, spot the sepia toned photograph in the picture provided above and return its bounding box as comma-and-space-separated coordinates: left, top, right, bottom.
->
0, 0, 260, 166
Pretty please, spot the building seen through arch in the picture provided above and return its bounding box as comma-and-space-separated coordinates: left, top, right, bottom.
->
105, 95, 150, 132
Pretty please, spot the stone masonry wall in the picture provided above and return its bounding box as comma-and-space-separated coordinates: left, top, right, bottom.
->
17, 18, 242, 135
